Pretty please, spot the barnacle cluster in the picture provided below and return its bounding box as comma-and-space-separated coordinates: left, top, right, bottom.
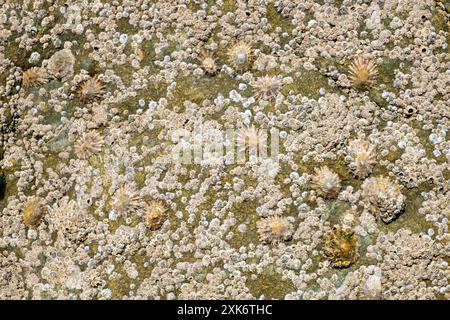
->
46, 49, 75, 81
341, 208, 359, 227
47, 197, 91, 243
361, 177, 406, 224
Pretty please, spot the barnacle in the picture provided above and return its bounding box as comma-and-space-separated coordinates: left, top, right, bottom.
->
346, 139, 376, 179
74, 131, 104, 159
22, 67, 48, 87
323, 225, 358, 268
348, 57, 378, 88
311, 166, 341, 198
361, 176, 405, 223
111, 184, 144, 215
47, 49, 75, 80
22, 197, 45, 227
78, 75, 105, 102
144, 201, 167, 230
252, 75, 282, 100
257, 216, 293, 243
228, 41, 253, 70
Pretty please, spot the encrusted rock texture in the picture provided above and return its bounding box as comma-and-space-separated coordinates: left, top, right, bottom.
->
0, 0, 449, 300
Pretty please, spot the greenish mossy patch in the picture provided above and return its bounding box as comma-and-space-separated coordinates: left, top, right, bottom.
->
107, 265, 132, 299
245, 265, 296, 299
228, 200, 260, 249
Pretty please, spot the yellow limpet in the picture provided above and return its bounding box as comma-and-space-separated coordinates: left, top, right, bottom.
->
323, 225, 358, 268
348, 56, 378, 89
22, 197, 45, 227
